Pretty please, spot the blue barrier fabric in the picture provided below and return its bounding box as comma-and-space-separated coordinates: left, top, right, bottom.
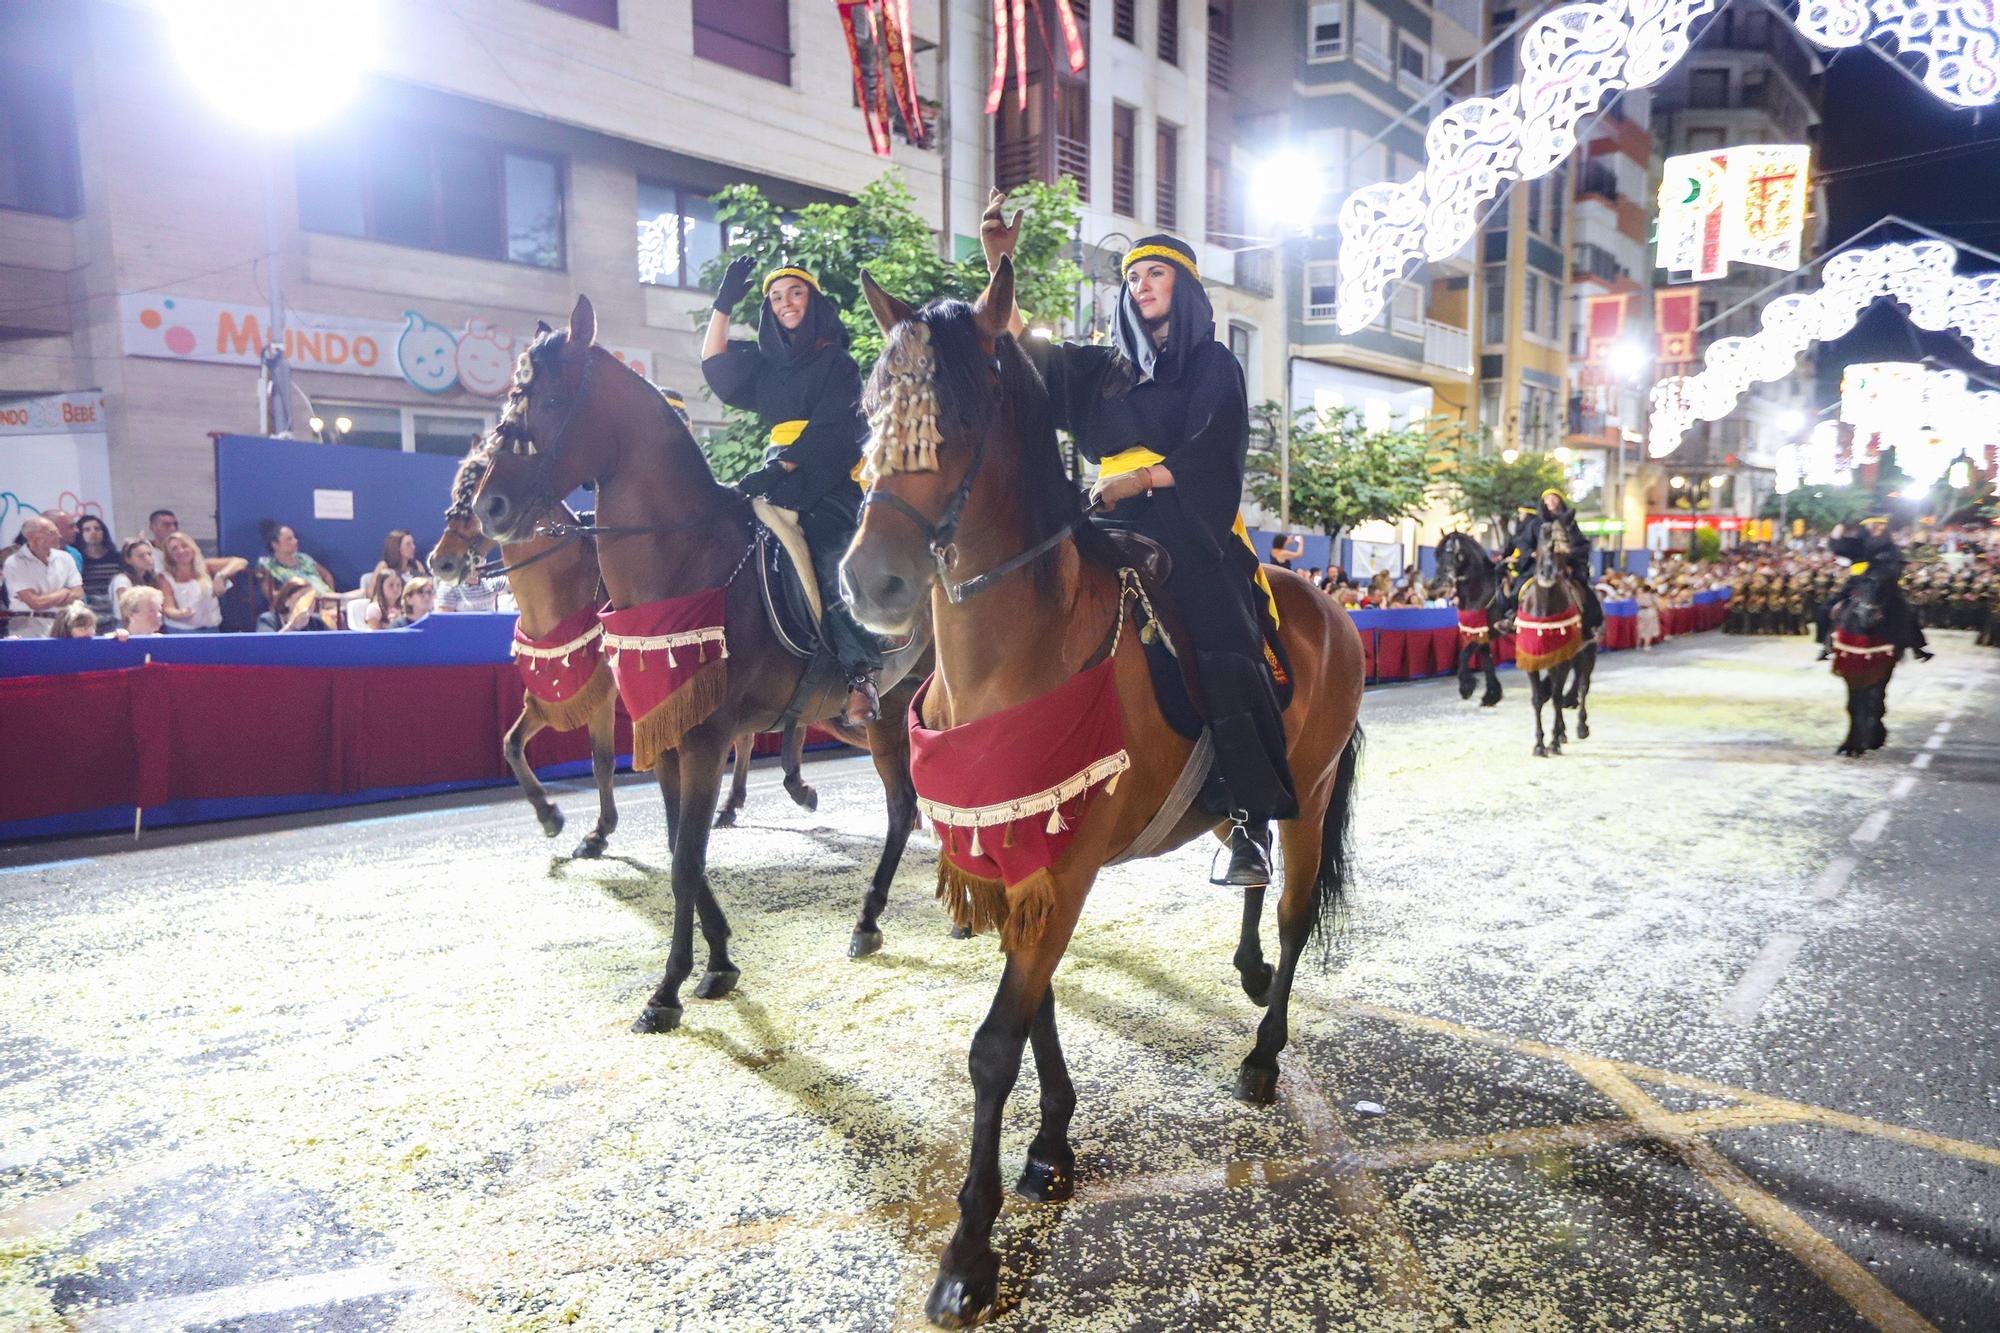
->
0, 612, 517, 678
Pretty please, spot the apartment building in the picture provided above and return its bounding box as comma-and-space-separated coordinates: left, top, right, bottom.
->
0, 0, 993, 541
1650, 3, 1827, 530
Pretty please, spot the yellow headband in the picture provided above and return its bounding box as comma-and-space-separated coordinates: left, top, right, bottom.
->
762, 267, 821, 295
1542, 489, 1565, 502
1863, 515, 1888, 524
1121, 244, 1200, 280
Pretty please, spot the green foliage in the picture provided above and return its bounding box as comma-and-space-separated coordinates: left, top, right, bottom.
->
1693, 526, 1723, 562
1245, 403, 1435, 538
1759, 484, 1872, 533
692, 172, 1084, 483
1432, 432, 1567, 541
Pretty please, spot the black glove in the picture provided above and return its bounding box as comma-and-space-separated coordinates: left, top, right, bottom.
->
713, 255, 758, 316
734, 463, 778, 498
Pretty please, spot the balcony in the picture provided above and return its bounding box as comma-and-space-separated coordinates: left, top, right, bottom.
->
1423, 320, 1472, 374
1233, 247, 1275, 298
1577, 162, 1620, 202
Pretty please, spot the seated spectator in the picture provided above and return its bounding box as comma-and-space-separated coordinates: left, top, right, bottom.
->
400, 577, 436, 622
44, 509, 85, 570
74, 515, 122, 618
255, 520, 345, 600
145, 509, 181, 573
370, 529, 428, 596
436, 560, 500, 613
4, 516, 83, 637
257, 580, 329, 632
352, 569, 406, 630
105, 539, 163, 626
117, 584, 165, 637
50, 603, 101, 639
160, 532, 244, 633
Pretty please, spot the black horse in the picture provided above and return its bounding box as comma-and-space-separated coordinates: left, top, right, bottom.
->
1434, 531, 1504, 707
1516, 525, 1597, 756
1829, 575, 1898, 757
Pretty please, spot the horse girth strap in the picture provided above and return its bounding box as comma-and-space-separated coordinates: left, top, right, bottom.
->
1108, 729, 1213, 866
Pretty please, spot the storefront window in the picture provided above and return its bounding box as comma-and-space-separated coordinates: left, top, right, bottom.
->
637, 182, 724, 289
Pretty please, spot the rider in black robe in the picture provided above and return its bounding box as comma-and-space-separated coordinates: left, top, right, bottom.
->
1018, 232, 1296, 886
1503, 490, 1603, 638
702, 259, 883, 722
1817, 517, 1931, 660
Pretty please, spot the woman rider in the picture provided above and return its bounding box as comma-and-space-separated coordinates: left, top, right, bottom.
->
1503, 488, 1603, 640
981, 195, 1295, 886
702, 256, 882, 725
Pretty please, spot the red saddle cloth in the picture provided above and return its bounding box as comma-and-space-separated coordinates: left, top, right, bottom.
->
908, 659, 1130, 951
1830, 630, 1894, 678
511, 605, 612, 732
599, 587, 728, 770
1514, 606, 1582, 672
1457, 608, 1490, 642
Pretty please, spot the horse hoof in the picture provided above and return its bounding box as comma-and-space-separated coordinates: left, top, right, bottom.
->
1534, 744, 1548, 757
849, 928, 884, 959
539, 807, 565, 838
630, 1004, 682, 1034
1015, 1148, 1076, 1203
1577, 724, 1590, 740
713, 807, 738, 829
693, 967, 740, 1001
570, 834, 607, 860
786, 781, 819, 812
925, 1262, 998, 1329
1481, 694, 1502, 708
1241, 962, 1275, 1008
1234, 1059, 1280, 1105
949, 924, 974, 941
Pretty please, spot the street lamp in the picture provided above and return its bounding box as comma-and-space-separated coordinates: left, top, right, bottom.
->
1501, 447, 1520, 464
1248, 150, 1326, 235
157, 0, 382, 436
1609, 341, 1649, 382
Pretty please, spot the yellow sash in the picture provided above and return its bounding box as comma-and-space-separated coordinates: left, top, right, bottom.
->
1098, 446, 1279, 627
769, 418, 866, 482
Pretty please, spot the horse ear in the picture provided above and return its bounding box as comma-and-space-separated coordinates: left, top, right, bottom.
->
972, 255, 1015, 340
534, 319, 552, 337
567, 295, 596, 348
860, 269, 914, 334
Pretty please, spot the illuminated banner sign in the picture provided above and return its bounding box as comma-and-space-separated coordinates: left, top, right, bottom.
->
1583, 292, 1629, 363
1655, 287, 1700, 365
1658, 151, 1729, 280
1658, 144, 1810, 279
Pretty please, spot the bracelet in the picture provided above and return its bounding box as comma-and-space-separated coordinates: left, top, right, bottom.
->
1141, 466, 1155, 497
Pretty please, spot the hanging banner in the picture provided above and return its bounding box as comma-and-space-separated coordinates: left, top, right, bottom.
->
837, 2, 893, 157
1658, 150, 1730, 281
1655, 287, 1700, 365
1584, 292, 1629, 364
984, 0, 1086, 115
1659, 144, 1811, 279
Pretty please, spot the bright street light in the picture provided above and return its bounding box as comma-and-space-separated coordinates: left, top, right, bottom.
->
157, 0, 383, 134
1553, 445, 1572, 463
1670, 475, 1686, 489
335, 416, 353, 434
1609, 341, 1649, 381
1709, 473, 1726, 488
1501, 447, 1520, 464
1249, 150, 1325, 233
308, 416, 324, 434
1778, 409, 1807, 433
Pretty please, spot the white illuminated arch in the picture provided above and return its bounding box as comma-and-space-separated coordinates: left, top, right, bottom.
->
1647, 241, 2000, 457
1337, 1, 2000, 332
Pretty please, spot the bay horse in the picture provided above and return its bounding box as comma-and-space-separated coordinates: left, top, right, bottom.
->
1434, 530, 1504, 707
838, 262, 1364, 1328
1514, 524, 1596, 756
426, 450, 811, 854
469, 296, 933, 1032
1829, 574, 1897, 757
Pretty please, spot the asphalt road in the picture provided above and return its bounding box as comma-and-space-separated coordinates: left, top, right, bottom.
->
2, 628, 1994, 1331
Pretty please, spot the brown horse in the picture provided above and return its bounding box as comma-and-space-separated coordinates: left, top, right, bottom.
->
469, 296, 933, 1032
427, 452, 811, 853
838, 264, 1364, 1328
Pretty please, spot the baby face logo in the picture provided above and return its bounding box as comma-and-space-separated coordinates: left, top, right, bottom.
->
454, 321, 515, 397
397, 311, 460, 394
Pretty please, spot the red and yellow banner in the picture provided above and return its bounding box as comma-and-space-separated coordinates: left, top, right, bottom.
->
1655, 287, 1700, 366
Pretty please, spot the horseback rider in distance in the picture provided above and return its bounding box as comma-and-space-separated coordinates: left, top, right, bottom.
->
978, 191, 1296, 888
703, 257, 884, 725
1502, 488, 1603, 641
1817, 515, 1932, 662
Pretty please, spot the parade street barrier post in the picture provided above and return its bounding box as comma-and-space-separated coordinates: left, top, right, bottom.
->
0, 591, 1729, 841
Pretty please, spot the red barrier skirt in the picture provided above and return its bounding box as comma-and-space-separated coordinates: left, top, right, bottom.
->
1600, 614, 1637, 651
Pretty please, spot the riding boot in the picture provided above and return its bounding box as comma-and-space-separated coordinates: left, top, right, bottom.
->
1211, 815, 1273, 887
844, 670, 881, 726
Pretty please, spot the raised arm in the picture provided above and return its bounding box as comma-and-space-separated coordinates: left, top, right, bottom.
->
703, 255, 758, 360
979, 190, 1028, 339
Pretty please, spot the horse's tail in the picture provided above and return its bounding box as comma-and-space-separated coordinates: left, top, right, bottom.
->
1310, 723, 1363, 965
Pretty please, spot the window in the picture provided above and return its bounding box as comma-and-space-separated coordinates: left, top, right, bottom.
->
1208, 2, 1232, 90
1689, 68, 1729, 108
296, 124, 563, 268
1056, 82, 1090, 199
317, 403, 496, 454
1353, 3, 1390, 74
527, 0, 617, 25
1156, 121, 1180, 230
1114, 0, 1136, 43
693, 0, 791, 85
1546, 166, 1566, 246
0, 62, 82, 217
1522, 270, 1540, 340
1112, 104, 1138, 216
1308, 3, 1344, 60
1397, 35, 1428, 94
1482, 265, 1505, 344
1159, 0, 1180, 64
637, 181, 724, 289
1227, 321, 1253, 379
1685, 127, 1727, 151
1305, 262, 1338, 321
1525, 174, 1542, 234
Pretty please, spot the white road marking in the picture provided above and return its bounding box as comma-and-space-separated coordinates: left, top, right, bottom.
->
1718, 932, 1806, 1027
1888, 775, 1917, 802
1912, 752, 1933, 770
1923, 733, 1944, 751
70, 1264, 417, 1333
1850, 810, 1891, 845
1934, 720, 1953, 735
0, 857, 95, 878
1810, 855, 1857, 902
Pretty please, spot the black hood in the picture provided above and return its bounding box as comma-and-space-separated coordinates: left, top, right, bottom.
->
757, 266, 849, 369
1113, 234, 1213, 386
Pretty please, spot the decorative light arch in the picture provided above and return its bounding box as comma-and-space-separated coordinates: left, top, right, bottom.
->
1337, 1, 2000, 333
1646, 241, 2000, 457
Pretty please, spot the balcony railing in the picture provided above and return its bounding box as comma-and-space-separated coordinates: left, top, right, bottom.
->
1234, 247, 1275, 298
1433, 0, 1481, 38
1055, 134, 1089, 190
1423, 320, 1472, 374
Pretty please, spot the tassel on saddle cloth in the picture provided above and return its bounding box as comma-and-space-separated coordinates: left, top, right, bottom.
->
600, 587, 729, 770
1514, 608, 1582, 673
1830, 630, 1895, 679
1456, 608, 1491, 643
908, 659, 1129, 953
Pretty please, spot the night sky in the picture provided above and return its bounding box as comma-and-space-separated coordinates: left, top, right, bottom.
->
1814, 42, 2000, 396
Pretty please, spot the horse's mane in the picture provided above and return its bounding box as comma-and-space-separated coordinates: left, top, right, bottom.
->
446, 442, 494, 519
864, 300, 1116, 597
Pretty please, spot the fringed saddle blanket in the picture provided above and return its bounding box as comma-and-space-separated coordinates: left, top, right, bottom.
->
600, 588, 729, 770
1830, 630, 1895, 679
1456, 608, 1491, 643
908, 660, 1129, 952
1514, 607, 1582, 673
511, 605, 611, 732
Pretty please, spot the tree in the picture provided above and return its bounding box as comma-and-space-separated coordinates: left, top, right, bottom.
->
1759, 484, 1871, 533
693, 173, 1084, 481
1245, 404, 1435, 541
1431, 430, 1567, 542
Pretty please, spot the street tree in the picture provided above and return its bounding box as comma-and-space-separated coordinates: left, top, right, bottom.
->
1432, 428, 1567, 542
1759, 484, 1873, 533
1246, 403, 1435, 546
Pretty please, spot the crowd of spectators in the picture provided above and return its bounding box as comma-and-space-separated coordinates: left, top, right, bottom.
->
1, 509, 509, 639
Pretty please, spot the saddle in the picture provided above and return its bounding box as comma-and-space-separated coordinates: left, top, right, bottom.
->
750, 498, 822, 661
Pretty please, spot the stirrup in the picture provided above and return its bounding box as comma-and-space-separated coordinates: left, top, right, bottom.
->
1210, 813, 1272, 888
842, 672, 881, 726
